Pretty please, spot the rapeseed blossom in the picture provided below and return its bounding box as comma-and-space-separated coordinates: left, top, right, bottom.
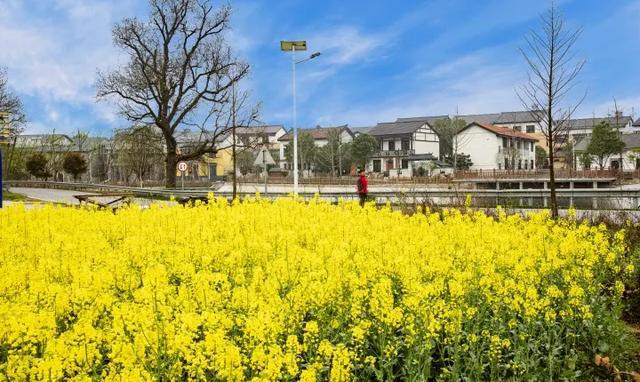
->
0, 198, 634, 380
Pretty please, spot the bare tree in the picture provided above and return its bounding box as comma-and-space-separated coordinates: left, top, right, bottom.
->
114, 125, 165, 186
96, 0, 249, 188
517, 4, 585, 218
40, 132, 71, 182
0, 68, 26, 128
207, 79, 260, 198
1, 67, 27, 177
432, 116, 470, 173
315, 128, 345, 177
612, 98, 624, 172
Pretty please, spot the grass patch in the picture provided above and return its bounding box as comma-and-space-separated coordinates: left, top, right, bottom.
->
1, 190, 28, 201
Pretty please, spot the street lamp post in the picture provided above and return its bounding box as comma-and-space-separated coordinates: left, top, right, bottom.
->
280, 40, 320, 195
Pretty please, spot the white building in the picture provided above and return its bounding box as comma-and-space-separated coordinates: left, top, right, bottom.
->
234, 125, 287, 149
566, 115, 635, 138
574, 133, 640, 170
367, 117, 441, 177
491, 111, 543, 134
455, 122, 538, 170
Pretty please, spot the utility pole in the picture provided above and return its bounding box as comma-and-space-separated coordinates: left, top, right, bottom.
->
338, 133, 343, 177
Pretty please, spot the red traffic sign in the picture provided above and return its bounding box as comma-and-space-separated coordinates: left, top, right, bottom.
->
177, 161, 188, 172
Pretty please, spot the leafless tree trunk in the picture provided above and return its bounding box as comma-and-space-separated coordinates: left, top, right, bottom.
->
517, 4, 585, 218
96, 0, 250, 188
613, 98, 623, 174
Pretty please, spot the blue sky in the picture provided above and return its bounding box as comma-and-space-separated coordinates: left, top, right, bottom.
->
1, 0, 639, 136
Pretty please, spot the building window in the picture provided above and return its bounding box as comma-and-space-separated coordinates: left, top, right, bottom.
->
518, 160, 522, 170
526, 125, 535, 133
530, 142, 534, 152
373, 159, 381, 172
504, 158, 509, 169
516, 140, 521, 149
524, 160, 528, 170
502, 137, 508, 148
514, 125, 522, 132
401, 139, 410, 150
401, 159, 409, 169
530, 159, 534, 169
388, 140, 395, 151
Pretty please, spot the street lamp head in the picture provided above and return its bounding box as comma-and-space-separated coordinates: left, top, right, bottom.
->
310, 52, 321, 59
280, 40, 307, 51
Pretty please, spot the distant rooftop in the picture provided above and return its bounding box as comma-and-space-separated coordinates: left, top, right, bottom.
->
575, 133, 640, 152
350, 126, 374, 135
395, 115, 449, 125
368, 120, 430, 136
567, 116, 633, 130
279, 125, 351, 141
493, 111, 542, 124
235, 125, 284, 135
462, 122, 538, 141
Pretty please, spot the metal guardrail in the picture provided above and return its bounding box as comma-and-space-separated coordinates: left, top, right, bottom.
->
6, 180, 640, 198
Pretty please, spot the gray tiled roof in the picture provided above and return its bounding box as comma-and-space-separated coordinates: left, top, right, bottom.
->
279, 125, 351, 141
633, 118, 640, 127
395, 115, 449, 125
574, 133, 640, 152
368, 120, 428, 136
494, 111, 542, 124
398, 112, 529, 126
456, 113, 502, 125
350, 126, 374, 135
567, 116, 633, 130
235, 125, 284, 135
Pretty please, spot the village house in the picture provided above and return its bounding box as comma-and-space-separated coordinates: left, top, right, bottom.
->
455, 122, 538, 170
573, 133, 640, 170
366, 117, 441, 177
234, 125, 286, 150
566, 114, 635, 139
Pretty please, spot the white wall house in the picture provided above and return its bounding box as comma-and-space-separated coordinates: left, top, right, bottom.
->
566, 115, 635, 138
367, 118, 440, 177
492, 111, 543, 134
574, 133, 640, 170
456, 122, 538, 170
232, 125, 287, 155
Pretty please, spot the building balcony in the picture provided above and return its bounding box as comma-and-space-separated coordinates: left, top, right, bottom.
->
374, 149, 415, 157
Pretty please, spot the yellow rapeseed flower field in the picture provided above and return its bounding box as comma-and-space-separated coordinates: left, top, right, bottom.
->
0, 197, 635, 381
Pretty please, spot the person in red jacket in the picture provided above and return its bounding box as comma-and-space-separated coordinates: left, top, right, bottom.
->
356, 168, 368, 207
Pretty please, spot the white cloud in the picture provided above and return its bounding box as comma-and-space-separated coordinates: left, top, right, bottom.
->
308, 26, 384, 66
306, 52, 527, 127
0, 0, 136, 134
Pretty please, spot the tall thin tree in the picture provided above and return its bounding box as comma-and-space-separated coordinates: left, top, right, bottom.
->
517, 4, 585, 218
97, 0, 249, 188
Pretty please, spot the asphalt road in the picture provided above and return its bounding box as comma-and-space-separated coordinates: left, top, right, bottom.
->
5, 188, 175, 207
8, 187, 92, 204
